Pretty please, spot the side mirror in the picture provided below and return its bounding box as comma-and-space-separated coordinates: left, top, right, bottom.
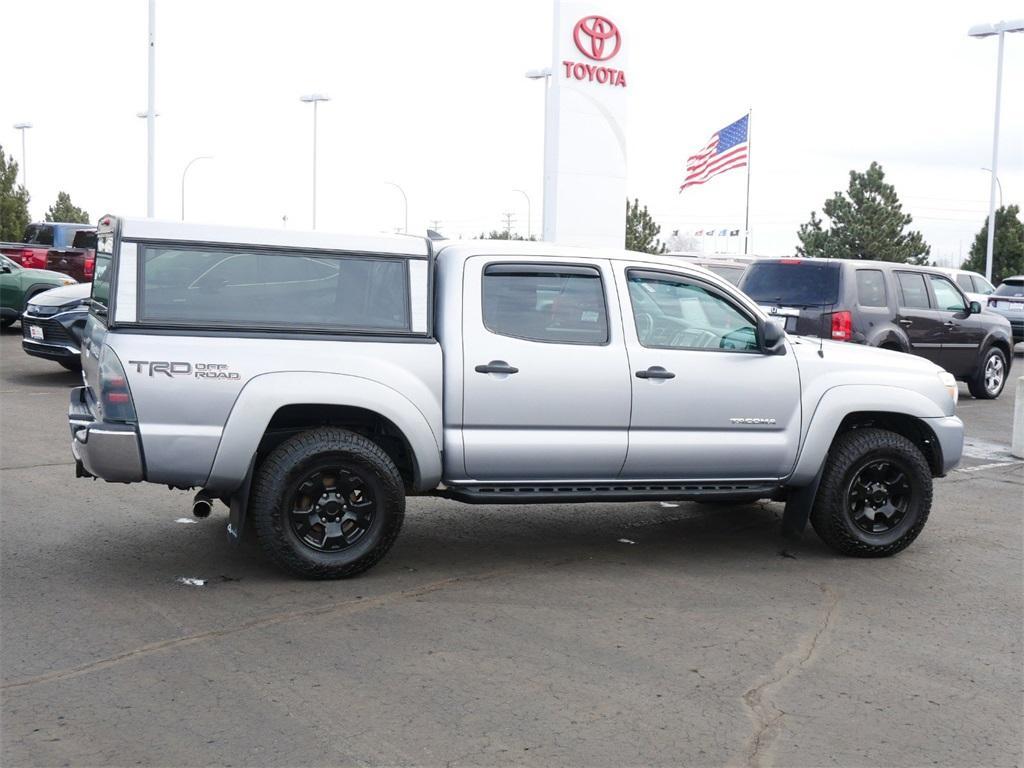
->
969, 300, 982, 315
0, 264, 10, 274
759, 317, 786, 354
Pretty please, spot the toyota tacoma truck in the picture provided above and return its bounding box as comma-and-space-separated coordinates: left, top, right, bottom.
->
68, 216, 965, 578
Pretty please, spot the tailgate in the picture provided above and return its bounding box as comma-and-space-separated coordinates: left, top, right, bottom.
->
46, 249, 87, 281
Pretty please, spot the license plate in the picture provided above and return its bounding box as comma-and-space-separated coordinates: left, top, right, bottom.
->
785, 316, 798, 332
28, 324, 43, 340
1009, 304, 1024, 312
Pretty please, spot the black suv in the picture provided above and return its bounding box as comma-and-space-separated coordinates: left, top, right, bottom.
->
739, 258, 1015, 399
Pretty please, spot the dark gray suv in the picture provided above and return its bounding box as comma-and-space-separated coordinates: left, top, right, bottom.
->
739, 258, 1015, 399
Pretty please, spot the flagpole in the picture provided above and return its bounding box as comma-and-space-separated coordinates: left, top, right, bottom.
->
743, 108, 752, 255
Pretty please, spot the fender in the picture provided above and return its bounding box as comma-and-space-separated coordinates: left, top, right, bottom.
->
789, 384, 947, 485
205, 371, 443, 494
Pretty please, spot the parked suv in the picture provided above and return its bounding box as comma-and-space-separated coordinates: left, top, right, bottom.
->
69, 216, 964, 578
986, 276, 1024, 344
739, 258, 1014, 399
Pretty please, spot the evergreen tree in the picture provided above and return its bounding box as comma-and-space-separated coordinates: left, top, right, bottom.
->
0, 145, 31, 242
797, 162, 930, 264
45, 191, 90, 224
626, 198, 666, 254
961, 205, 1024, 286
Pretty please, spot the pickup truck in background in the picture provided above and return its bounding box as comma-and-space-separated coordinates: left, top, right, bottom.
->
0, 222, 96, 269
45, 229, 97, 282
68, 216, 965, 579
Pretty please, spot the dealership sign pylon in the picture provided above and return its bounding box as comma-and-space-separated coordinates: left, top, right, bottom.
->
542, 2, 628, 248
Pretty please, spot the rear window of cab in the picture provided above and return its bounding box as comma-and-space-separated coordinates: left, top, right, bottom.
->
739, 260, 840, 306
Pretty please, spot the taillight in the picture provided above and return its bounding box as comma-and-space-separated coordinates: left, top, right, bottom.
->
84, 255, 95, 278
98, 346, 137, 422
830, 310, 852, 341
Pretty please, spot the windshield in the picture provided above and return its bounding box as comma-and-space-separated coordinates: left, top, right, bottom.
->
739, 261, 841, 306
993, 280, 1024, 298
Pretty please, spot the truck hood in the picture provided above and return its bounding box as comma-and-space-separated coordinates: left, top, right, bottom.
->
788, 335, 942, 376
27, 281, 90, 307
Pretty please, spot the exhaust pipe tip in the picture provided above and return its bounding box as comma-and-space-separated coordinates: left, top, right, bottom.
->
192, 493, 213, 519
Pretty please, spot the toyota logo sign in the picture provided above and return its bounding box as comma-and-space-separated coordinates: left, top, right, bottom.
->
573, 15, 621, 61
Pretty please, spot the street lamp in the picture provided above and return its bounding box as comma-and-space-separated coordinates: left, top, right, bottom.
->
384, 182, 408, 234
981, 167, 1003, 209
968, 18, 1024, 282
300, 93, 330, 229
512, 189, 532, 239
12, 122, 31, 189
181, 155, 213, 220
145, 0, 156, 217
525, 68, 551, 241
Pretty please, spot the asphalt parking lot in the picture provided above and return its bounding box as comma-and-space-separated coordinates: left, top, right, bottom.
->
1, 326, 1021, 768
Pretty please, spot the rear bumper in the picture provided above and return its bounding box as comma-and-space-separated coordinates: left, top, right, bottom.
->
924, 415, 964, 476
69, 386, 144, 483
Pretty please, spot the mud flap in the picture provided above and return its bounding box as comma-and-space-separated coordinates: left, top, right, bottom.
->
781, 464, 825, 540
227, 454, 256, 546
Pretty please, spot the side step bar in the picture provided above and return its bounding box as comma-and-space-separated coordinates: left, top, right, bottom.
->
441, 482, 780, 505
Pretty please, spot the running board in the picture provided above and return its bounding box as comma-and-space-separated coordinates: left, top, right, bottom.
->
441, 481, 780, 505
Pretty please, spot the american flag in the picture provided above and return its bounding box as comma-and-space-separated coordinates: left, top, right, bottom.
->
680, 114, 749, 191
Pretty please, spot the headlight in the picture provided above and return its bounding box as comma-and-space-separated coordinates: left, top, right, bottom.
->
938, 371, 958, 406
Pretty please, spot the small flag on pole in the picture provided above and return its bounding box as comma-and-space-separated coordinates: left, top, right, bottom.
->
729, 229, 740, 236
695, 229, 703, 236
680, 115, 749, 191
718, 228, 728, 236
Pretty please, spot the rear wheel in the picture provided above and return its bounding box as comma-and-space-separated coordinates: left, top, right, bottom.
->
250, 428, 405, 579
810, 428, 932, 557
967, 346, 1007, 399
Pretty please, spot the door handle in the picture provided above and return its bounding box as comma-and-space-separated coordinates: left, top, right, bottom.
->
943, 320, 958, 328
635, 366, 675, 380
475, 360, 519, 375
897, 318, 913, 327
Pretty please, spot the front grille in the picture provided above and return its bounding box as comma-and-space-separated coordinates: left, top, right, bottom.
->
22, 318, 74, 345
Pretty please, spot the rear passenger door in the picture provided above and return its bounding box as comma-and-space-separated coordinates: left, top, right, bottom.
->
894, 271, 943, 365
460, 258, 631, 480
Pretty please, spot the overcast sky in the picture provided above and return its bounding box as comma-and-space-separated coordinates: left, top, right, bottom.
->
2, 0, 1022, 264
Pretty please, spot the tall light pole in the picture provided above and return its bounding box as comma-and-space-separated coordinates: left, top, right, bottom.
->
181, 155, 213, 220
512, 189, 532, 239
12, 123, 31, 189
300, 93, 330, 229
981, 168, 1003, 209
968, 18, 1024, 282
384, 182, 408, 233
525, 68, 551, 241
146, 0, 156, 217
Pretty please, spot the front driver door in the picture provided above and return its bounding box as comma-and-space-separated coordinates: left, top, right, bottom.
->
616, 267, 801, 481
894, 271, 944, 365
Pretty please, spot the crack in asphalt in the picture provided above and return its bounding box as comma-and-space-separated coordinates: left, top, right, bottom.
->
1, 461, 76, 471
1, 568, 516, 693
735, 580, 840, 768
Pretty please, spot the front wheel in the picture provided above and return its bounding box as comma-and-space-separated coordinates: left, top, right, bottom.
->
250, 428, 405, 579
967, 346, 1007, 399
810, 428, 932, 557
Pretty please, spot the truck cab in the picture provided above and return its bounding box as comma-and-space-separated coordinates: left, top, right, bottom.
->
70, 216, 965, 578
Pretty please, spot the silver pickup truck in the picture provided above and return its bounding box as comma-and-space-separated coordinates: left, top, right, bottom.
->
69, 216, 964, 578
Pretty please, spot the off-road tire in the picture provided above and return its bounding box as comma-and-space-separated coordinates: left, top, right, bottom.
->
810, 428, 932, 557
967, 345, 1007, 400
250, 428, 405, 579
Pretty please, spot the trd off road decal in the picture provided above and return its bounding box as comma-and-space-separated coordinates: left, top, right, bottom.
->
127, 361, 240, 380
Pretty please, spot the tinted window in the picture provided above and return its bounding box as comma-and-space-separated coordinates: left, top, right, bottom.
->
482, 265, 607, 344
90, 232, 115, 314
627, 271, 758, 351
139, 246, 409, 330
971, 275, 994, 295
955, 274, 973, 292
23, 224, 54, 246
739, 261, 840, 306
993, 280, 1024, 298
856, 270, 887, 307
928, 275, 966, 312
896, 272, 930, 309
